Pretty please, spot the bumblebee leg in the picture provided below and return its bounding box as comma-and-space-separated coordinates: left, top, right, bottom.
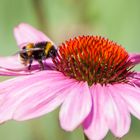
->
28, 58, 33, 70
38, 60, 44, 70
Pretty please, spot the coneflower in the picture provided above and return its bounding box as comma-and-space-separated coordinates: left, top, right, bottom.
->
0, 23, 140, 140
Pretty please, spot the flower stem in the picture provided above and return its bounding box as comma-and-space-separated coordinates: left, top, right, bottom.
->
116, 138, 122, 140
84, 134, 89, 140
32, 0, 49, 34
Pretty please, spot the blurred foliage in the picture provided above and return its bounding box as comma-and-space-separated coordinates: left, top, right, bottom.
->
0, 0, 140, 139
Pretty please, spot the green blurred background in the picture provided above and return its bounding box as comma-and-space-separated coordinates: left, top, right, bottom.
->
0, 0, 140, 139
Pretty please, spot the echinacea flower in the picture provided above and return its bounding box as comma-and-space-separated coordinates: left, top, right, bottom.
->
0, 23, 55, 76
1, 23, 140, 140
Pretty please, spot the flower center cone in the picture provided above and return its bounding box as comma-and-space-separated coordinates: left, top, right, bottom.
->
53, 36, 133, 86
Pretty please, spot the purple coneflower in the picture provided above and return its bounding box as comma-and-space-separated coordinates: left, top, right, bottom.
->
0, 23, 140, 140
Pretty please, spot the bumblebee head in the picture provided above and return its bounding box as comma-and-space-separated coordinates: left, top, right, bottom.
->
48, 46, 57, 58
45, 42, 57, 58
19, 43, 34, 61
19, 46, 28, 59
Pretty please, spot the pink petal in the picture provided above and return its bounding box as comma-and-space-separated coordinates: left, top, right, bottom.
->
0, 55, 25, 70
129, 72, 140, 79
115, 84, 140, 120
0, 55, 30, 76
129, 53, 140, 65
0, 69, 33, 76
0, 55, 55, 76
59, 82, 92, 131
83, 84, 108, 140
14, 78, 76, 120
0, 71, 68, 122
0, 71, 49, 122
14, 23, 55, 48
104, 85, 131, 137
128, 72, 140, 87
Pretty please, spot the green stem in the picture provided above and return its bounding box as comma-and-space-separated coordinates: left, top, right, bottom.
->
32, 0, 49, 33
116, 138, 122, 140
84, 134, 89, 140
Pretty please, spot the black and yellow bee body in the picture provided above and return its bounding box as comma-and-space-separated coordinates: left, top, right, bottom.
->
19, 41, 57, 70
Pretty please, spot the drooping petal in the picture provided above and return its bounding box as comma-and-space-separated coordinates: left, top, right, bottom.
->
0, 55, 30, 76
83, 84, 108, 140
14, 79, 76, 120
129, 72, 140, 79
128, 72, 140, 87
0, 68, 31, 76
0, 55, 25, 70
0, 71, 48, 122
104, 85, 131, 137
115, 84, 140, 120
59, 82, 92, 131
129, 53, 140, 65
14, 23, 54, 48
0, 55, 55, 76
0, 71, 71, 122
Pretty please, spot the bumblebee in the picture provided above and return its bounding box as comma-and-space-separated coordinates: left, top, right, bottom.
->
19, 41, 57, 70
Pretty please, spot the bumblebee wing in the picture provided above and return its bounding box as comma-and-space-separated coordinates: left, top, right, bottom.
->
14, 48, 44, 55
